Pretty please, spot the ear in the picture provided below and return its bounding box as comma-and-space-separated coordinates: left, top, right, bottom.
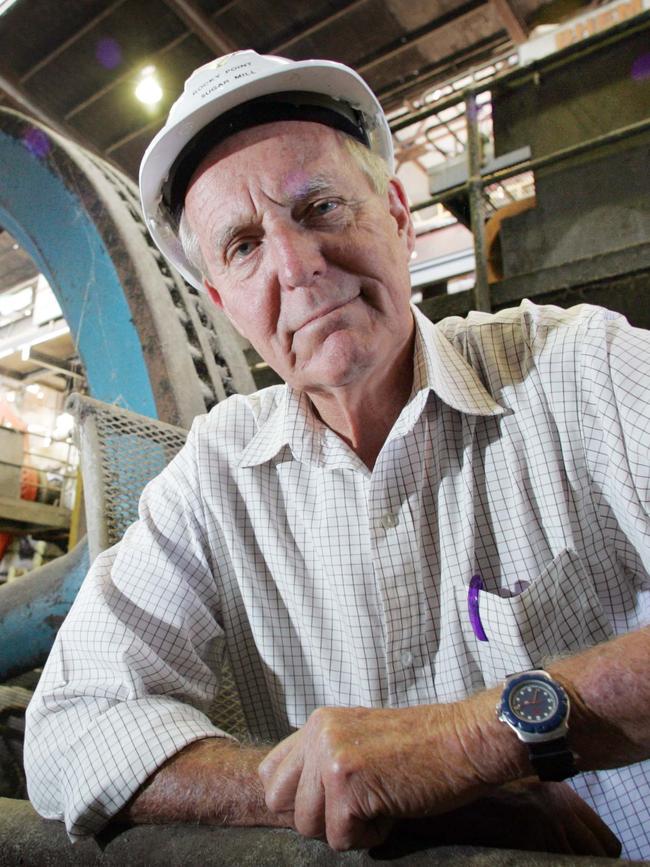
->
204, 279, 223, 309
387, 177, 415, 256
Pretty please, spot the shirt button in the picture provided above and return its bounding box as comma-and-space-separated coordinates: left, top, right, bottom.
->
400, 650, 413, 667
380, 512, 398, 529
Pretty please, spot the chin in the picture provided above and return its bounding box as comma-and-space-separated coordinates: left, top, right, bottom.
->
289, 330, 376, 389
298, 357, 371, 392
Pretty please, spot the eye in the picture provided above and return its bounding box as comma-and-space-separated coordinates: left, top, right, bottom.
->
306, 198, 340, 220
228, 238, 259, 262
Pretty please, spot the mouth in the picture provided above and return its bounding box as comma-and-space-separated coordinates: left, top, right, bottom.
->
295, 295, 359, 334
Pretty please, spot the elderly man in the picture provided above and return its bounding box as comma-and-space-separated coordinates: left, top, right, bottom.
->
25, 51, 649, 858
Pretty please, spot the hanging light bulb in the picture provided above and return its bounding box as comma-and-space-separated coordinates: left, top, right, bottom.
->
135, 66, 163, 105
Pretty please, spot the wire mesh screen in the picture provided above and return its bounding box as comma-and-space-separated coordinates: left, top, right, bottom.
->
95, 414, 187, 547
66, 394, 249, 741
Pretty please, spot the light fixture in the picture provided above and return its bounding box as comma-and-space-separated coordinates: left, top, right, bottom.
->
135, 66, 163, 106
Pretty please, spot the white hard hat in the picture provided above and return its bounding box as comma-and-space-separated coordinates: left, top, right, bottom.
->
139, 49, 393, 292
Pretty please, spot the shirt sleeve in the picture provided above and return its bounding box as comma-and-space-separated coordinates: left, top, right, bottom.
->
24, 419, 232, 841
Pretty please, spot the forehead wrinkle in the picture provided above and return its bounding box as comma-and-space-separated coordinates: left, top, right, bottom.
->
211, 173, 345, 252
276, 173, 340, 205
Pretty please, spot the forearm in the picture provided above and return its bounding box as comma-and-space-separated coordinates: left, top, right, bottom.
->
548, 625, 650, 769
123, 737, 292, 828
457, 626, 650, 788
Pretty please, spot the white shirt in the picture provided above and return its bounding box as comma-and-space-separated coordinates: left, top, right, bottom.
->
25, 302, 650, 857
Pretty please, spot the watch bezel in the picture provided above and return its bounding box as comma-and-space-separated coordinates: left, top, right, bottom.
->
498, 671, 569, 738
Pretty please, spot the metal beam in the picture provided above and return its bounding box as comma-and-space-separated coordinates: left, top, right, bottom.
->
105, 115, 163, 156
0, 495, 70, 529
490, 0, 529, 44
379, 36, 511, 109
64, 33, 188, 121
465, 90, 491, 312
161, 0, 237, 55
271, 0, 371, 53
357, 0, 488, 75
62, 1, 240, 122
29, 349, 85, 381
19, 0, 129, 83
0, 366, 67, 391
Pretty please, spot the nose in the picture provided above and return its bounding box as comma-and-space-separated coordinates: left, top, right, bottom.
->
270, 223, 326, 290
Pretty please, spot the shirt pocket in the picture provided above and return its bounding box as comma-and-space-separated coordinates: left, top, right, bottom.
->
455, 548, 614, 686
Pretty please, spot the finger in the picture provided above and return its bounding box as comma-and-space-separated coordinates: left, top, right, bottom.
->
293, 765, 327, 839
258, 730, 300, 783
326, 808, 394, 852
259, 733, 304, 814
323, 780, 393, 851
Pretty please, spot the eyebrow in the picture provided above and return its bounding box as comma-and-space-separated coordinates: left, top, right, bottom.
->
212, 175, 342, 254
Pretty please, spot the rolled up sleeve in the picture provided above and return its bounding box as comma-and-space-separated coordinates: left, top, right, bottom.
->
24, 423, 232, 840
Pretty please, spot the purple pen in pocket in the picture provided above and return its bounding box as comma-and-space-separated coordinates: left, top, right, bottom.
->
468, 574, 488, 642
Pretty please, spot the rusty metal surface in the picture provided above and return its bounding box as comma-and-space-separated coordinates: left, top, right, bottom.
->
0, 108, 255, 428
1, 798, 645, 867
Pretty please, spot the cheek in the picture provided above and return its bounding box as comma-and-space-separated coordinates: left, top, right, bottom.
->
221, 286, 279, 345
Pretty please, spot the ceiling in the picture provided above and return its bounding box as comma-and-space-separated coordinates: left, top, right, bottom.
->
0, 0, 586, 181
0, 0, 595, 392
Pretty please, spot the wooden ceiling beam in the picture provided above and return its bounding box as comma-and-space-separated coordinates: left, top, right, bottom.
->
105, 116, 162, 156
64, 33, 188, 121
357, 0, 487, 74
20, 0, 129, 83
490, 0, 529, 44
63, 0, 238, 122
380, 36, 511, 108
271, 0, 371, 53
161, 0, 237, 55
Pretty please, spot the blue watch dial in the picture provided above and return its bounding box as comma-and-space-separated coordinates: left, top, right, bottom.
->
499, 672, 569, 735
509, 680, 558, 723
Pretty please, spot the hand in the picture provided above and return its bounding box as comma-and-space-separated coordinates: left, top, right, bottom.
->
258, 703, 495, 851
398, 780, 622, 857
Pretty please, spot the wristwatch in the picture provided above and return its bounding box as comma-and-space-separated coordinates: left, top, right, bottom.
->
497, 669, 579, 782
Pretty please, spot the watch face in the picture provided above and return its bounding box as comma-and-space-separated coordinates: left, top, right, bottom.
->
509, 679, 559, 723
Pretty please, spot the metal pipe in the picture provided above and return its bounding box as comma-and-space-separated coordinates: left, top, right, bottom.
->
465, 91, 491, 312
411, 114, 650, 213
484, 115, 650, 184
0, 539, 89, 680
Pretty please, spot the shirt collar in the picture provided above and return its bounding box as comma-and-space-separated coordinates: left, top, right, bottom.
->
411, 304, 505, 417
238, 304, 505, 468
238, 386, 322, 468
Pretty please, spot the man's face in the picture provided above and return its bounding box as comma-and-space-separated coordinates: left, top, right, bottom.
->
184, 121, 416, 395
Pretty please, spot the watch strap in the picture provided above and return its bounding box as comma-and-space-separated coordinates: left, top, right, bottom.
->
528, 736, 578, 782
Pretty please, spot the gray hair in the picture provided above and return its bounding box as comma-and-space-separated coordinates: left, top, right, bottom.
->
179, 206, 209, 279
178, 130, 391, 281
